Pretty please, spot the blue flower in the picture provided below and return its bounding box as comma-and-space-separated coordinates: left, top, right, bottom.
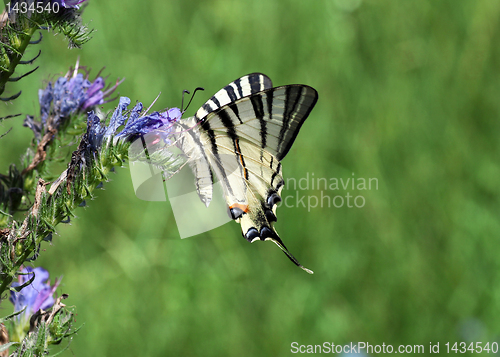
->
84, 96, 182, 149
38, 82, 53, 125
52, 75, 90, 118
37, 68, 121, 126
116, 106, 182, 142
9, 267, 61, 321
82, 77, 106, 110
66, 97, 182, 183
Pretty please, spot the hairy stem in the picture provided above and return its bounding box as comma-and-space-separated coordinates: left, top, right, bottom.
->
0, 24, 36, 97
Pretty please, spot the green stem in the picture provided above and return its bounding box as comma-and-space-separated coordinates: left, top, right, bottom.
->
0, 25, 36, 96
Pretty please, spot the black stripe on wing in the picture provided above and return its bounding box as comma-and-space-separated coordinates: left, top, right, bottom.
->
276, 86, 318, 160
195, 73, 273, 121
200, 119, 236, 198
216, 110, 249, 183
249, 93, 268, 162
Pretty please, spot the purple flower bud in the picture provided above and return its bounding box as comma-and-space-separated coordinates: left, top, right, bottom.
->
38, 69, 122, 125
104, 97, 132, 137
53, 74, 90, 118
9, 267, 61, 321
82, 77, 105, 110
38, 82, 53, 125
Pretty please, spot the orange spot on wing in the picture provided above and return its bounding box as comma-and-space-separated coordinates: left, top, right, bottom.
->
230, 203, 249, 213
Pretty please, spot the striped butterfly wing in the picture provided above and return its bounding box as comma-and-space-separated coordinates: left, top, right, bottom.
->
177, 74, 318, 273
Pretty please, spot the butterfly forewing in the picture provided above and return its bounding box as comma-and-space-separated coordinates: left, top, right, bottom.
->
202, 85, 318, 160
195, 73, 273, 120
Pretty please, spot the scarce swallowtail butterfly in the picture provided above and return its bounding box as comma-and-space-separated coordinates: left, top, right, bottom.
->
170, 73, 318, 273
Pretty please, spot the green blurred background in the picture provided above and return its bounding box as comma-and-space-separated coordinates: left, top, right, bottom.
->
2, 0, 500, 355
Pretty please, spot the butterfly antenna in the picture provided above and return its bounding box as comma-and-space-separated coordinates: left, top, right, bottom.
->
181, 90, 190, 112
181, 87, 205, 113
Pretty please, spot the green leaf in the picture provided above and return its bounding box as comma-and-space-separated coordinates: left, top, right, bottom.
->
0, 341, 20, 353
10, 272, 35, 292
0, 307, 26, 324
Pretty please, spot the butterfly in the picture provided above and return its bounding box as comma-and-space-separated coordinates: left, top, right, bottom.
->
169, 73, 318, 273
